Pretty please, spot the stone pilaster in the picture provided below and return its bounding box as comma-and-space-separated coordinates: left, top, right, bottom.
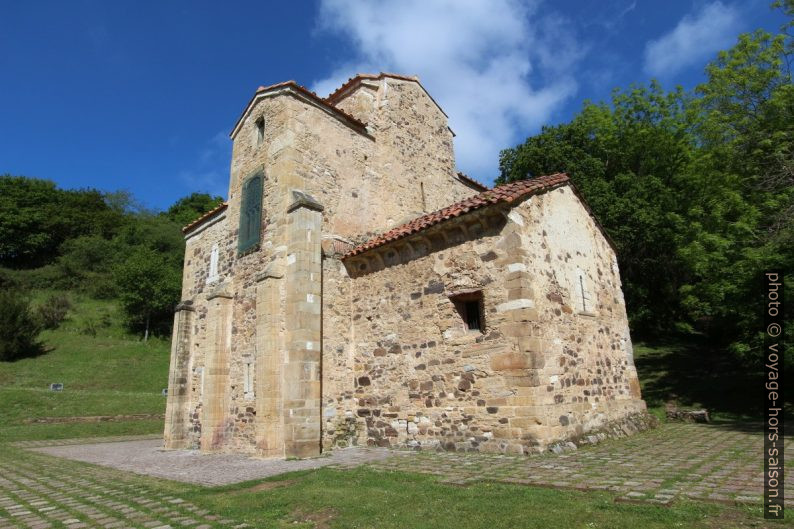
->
163, 301, 194, 449
200, 285, 233, 452
254, 264, 285, 458
283, 190, 324, 458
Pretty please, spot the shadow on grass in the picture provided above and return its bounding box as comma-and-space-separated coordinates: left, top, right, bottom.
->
633, 335, 792, 432
0, 343, 50, 363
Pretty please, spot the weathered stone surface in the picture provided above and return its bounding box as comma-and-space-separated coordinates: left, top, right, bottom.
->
164, 73, 647, 459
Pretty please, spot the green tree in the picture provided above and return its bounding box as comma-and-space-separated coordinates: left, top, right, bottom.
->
165, 192, 224, 227
0, 176, 123, 268
0, 289, 44, 361
498, 83, 694, 334
113, 247, 182, 341
56, 235, 122, 297
683, 25, 794, 359
498, 6, 793, 368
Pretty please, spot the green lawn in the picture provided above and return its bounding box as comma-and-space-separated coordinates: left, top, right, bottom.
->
0, 294, 169, 442
189, 467, 781, 529
0, 295, 787, 528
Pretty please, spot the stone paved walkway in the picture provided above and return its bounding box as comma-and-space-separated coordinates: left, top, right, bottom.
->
0, 446, 248, 529
30, 440, 395, 487
366, 422, 794, 507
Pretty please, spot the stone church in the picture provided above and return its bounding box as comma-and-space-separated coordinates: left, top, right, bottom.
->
164, 73, 648, 459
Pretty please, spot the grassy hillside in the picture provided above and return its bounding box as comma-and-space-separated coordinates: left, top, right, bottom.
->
0, 293, 170, 442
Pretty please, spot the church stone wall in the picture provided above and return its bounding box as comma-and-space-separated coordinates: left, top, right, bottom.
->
324, 187, 645, 454
333, 77, 476, 221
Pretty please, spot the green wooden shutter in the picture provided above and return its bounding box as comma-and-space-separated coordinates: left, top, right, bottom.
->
238, 172, 263, 255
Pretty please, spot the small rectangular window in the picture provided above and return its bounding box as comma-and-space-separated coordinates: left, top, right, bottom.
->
208, 244, 219, 284
449, 290, 485, 333
575, 268, 596, 316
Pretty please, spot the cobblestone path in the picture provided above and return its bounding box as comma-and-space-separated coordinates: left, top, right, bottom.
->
366, 422, 794, 507
0, 437, 249, 529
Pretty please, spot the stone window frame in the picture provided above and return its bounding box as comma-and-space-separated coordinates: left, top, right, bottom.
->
243, 358, 254, 400
238, 170, 264, 256
207, 243, 220, 284
449, 289, 486, 334
574, 267, 597, 317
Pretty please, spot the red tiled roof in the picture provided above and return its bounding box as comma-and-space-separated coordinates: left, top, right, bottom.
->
230, 81, 370, 139
456, 171, 489, 192
343, 173, 570, 258
182, 202, 228, 234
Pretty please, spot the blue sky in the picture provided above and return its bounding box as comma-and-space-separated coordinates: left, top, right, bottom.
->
0, 0, 787, 210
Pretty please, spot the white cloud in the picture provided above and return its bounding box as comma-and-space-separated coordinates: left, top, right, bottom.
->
312, 0, 582, 184
643, 1, 740, 77
178, 131, 230, 198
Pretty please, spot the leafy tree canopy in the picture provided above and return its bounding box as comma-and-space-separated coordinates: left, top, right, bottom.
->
498, 9, 793, 365
165, 192, 224, 227
0, 177, 224, 338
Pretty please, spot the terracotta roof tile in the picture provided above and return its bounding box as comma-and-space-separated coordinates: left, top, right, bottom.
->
182, 202, 228, 234
343, 173, 570, 258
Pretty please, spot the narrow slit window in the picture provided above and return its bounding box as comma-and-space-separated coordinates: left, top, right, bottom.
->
208, 244, 219, 284
255, 117, 264, 146
575, 269, 594, 315
244, 361, 254, 396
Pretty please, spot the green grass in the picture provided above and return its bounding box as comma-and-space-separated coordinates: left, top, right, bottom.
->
183, 468, 783, 529
0, 293, 169, 442
0, 419, 164, 443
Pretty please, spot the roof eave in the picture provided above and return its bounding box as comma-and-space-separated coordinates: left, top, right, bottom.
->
182, 202, 229, 235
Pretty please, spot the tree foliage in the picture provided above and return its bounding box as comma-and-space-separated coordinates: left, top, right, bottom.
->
0, 177, 222, 339
498, 14, 793, 366
113, 247, 182, 340
0, 176, 123, 268
0, 289, 44, 361
166, 192, 224, 227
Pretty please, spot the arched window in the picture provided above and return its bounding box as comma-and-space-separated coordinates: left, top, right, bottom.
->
255, 117, 265, 147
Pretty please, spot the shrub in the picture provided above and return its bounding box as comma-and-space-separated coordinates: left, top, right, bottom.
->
80, 318, 98, 337
0, 268, 17, 290
36, 293, 71, 329
0, 289, 44, 361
